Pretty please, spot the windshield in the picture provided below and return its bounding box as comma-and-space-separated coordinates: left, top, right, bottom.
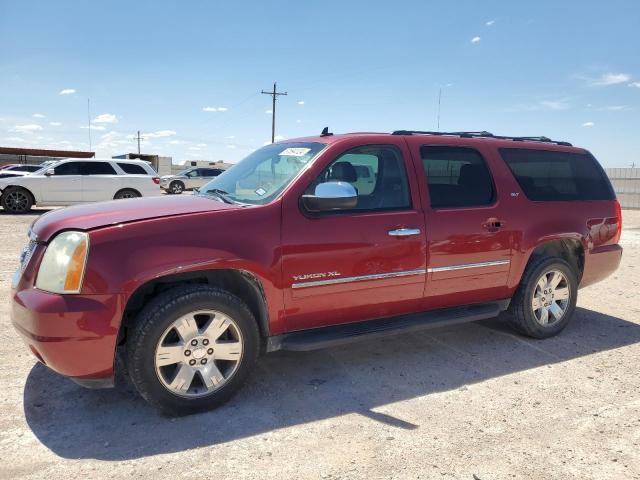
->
199, 142, 326, 205
32, 160, 61, 175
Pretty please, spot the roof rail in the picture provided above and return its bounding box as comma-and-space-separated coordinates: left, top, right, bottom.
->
391, 130, 572, 147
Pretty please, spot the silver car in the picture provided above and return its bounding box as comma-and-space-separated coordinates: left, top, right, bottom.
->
160, 167, 225, 194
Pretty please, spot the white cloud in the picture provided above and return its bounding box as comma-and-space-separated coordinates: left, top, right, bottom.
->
486, 20, 495, 26
12, 124, 43, 133
226, 135, 236, 139
32, 113, 46, 118
93, 113, 118, 124
81, 125, 106, 131
592, 73, 631, 86
296, 119, 302, 123
471, 36, 481, 43
144, 129, 176, 138
603, 105, 628, 111
203, 106, 228, 112
4, 136, 26, 143
265, 109, 273, 114
226, 144, 236, 149
217, 107, 228, 112
540, 100, 571, 110
196, 143, 207, 147
59, 88, 76, 95
582, 121, 595, 127
274, 135, 285, 141
629, 82, 640, 88
168, 140, 182, 145
188, 146, 201, 151
297, 100, 305, 105
49, 121, 62, 126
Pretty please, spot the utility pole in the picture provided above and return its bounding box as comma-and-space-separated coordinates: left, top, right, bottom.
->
87, 98, 92, 151
437, 87, 442, 130
261, 82, 287, 143
134, 130, 143, 154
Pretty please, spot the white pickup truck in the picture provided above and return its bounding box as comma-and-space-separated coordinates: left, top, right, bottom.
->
0, 158, 161, 214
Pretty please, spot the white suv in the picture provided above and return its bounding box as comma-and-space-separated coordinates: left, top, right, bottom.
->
0, 158, 161, 214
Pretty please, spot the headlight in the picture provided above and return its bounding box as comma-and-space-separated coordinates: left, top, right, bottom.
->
35, 231, 89, 294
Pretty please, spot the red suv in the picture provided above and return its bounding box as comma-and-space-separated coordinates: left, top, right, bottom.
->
11, 130, 622, 414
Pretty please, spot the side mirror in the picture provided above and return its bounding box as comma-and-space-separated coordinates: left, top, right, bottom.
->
301, 181, 357, 212
45, 168, 55, 176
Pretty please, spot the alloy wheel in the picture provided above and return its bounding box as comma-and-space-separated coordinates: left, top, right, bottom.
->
531, 269, 571, 326
154, 310, 243, 397
5, 190, 29, 213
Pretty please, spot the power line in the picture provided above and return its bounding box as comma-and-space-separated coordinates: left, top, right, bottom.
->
261, 82, 287, 143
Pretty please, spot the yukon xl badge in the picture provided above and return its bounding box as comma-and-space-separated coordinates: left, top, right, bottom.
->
293, 271, 341, 281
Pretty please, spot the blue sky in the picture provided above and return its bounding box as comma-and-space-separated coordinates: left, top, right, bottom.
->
1, 0, 638, 165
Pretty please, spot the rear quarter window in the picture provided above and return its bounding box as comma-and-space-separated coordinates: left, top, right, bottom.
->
117, 163, 148, 175
499, 148, 615, 201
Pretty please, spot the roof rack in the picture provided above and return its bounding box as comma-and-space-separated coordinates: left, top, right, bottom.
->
391, 130, 572, 147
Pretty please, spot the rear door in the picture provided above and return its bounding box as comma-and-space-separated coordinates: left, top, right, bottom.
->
80, 161, 120, 202
408, 141, 514, 310
281, 141, 427, 331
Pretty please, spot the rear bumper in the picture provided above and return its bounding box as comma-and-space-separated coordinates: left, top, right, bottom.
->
11, 287, 124, 387
580, 244, 623, 288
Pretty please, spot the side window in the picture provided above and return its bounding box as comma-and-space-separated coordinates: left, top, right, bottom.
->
420, 146, 495, 208
54, 162, 82, 175
307, 145, 411, 211
499, 148, 615, 201
117, 163, 147, 174
79, 162, 117, 175
185, 169, 198, 177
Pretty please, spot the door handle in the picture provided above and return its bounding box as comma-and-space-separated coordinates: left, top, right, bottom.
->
388, 228, 421, 237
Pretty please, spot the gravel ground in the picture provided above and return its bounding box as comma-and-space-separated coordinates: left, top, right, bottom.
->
1, 209, 639, 480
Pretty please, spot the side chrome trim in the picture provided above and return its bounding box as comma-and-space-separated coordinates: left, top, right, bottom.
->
427, 259, 510, 273
292, 268, 426, 289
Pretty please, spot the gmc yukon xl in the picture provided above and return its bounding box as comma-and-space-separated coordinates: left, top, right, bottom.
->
11, 130, 622, 415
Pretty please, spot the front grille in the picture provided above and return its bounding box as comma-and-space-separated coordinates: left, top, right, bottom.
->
19, 235, 38, 273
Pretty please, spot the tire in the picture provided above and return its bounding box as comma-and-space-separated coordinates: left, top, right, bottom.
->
1, 186, 33, 214
169, 181, 185, 195
126, 285, 260, 415
114, 188, 141, 200
507, 256, 578, 339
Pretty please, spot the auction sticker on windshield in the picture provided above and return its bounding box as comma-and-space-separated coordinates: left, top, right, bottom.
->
279, 147, 311, 157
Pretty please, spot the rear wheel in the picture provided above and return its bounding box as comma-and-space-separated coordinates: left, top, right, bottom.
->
1, 187, 33, 214
169, 181, 184, 194
114, 188, 141, 200
127, 285, 260, 415
508, 257, 578, 338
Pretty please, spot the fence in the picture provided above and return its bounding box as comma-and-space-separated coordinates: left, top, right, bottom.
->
605, 168, 640, 209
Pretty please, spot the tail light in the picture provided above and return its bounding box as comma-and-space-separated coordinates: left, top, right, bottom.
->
613, 199, 622, 244
152, 176, 160, 185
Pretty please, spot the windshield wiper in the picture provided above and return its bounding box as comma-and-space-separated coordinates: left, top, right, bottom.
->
199, 188, 234, 204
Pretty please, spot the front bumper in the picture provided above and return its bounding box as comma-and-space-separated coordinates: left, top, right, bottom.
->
11, 287, 124, 387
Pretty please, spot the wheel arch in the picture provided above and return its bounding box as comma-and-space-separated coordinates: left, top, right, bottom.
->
518, 236, 585, 285
118, 268, 270, 350
2, 184, 37, 205
113, 187, 141, 199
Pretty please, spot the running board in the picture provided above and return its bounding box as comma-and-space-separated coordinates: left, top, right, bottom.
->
266, 299, 510, 352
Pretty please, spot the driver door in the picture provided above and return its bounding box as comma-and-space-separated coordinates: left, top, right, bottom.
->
281, 142, 427, 331
43, 161, 83, 204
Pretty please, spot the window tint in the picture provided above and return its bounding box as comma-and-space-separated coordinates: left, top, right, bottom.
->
79, 162, 116, 175
421, 146, 495, 208
307, 145, 411, 211
499, 148, 615, 201
117, 162, 147, 174
54, 162, 82, 175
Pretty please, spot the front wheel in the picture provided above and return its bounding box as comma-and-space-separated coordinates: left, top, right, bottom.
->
507, 257, 578, 339
127, 285, 260, 415
1, 187, 33, 214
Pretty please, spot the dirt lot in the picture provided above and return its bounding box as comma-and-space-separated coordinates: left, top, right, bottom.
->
1, 209, 639, 480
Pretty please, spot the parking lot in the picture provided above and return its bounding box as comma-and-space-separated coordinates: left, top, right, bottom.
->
0, 208, 638, 479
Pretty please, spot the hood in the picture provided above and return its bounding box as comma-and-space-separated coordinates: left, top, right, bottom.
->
31, 194, 239, 242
